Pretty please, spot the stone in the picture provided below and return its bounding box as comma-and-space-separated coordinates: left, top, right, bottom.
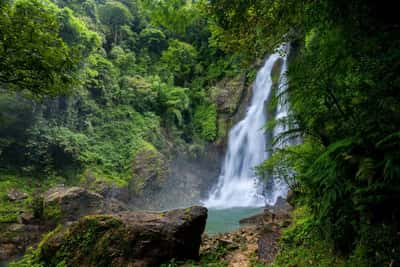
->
6, 189, 28, 201
270, 196, 293, 215
0, 243, 18, 261
1, 187, 128, 263
239, 213, 265, 225
211, 74, 247, 115
129, 146, 168, 199
34, 206, 207, 267
44, 187, 127, 222
0, 223, 53, 262
236, 197, 293, 264
257, 229, 280, 264
240, 197, 293, 227
17, 212, 35, 224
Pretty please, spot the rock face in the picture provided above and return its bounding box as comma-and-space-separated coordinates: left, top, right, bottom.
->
239, 197, 293, 264
239, 197, 293, 226
127, 146, 170, 208
211, 74, 247, 115
44, 187, 127, 222
0, 187, 128, 262
6, 189, 28, 201
131, 144, 223, 210
30, 206, 207, 267
0, 223, 52, 262
129, 146, 168, 197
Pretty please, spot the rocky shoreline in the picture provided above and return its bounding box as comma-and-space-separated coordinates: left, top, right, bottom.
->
200, 197, 293, 266
1, 186, 293, 266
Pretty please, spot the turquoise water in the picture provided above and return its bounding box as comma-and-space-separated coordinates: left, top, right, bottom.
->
205, 207, 263, 235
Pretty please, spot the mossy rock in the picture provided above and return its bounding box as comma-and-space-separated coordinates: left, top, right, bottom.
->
129, 143, 168, 196
44, 187, 127, 222
210, 74, 246, 115
13, 207, 208, 267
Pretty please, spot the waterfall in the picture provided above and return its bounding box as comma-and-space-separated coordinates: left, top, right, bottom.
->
203, 46, 289, 209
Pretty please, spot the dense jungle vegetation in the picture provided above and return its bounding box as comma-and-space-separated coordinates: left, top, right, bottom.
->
0, 0, 248, 217
208, 0, 399, 265
1, 0, 400, 266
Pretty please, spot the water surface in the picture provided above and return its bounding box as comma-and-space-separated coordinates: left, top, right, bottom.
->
205, 207, 263, 235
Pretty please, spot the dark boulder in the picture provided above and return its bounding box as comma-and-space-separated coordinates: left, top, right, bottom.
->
25, 206, 207, 267
44, 187, 127, 222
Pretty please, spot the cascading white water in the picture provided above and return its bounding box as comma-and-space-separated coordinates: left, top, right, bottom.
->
203, 46, 289, 209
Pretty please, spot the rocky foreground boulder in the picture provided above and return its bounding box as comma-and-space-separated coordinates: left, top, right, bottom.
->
0, 187, 128, 262
16, 206, 207, 267
44, 186, 127, 222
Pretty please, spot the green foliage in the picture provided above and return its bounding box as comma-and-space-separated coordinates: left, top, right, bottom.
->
99, 1, 132, 29
138, 27, 167, 56
11, 216, 125, 267
156, 81, 190, 128
98, 1, 136, 46
58, 7, 100, 56
117, 75, 157, 111
0, 173, 65, 224
161, 39, 198, 86
211, 0, 400, 265
109, 46, 136, 74
0, 0, 247, 231
271, 207, 400, 267
193, 104, 217, 141
270, 207, 344, 267
32, 195, 44, 219
0, 0, 97, 96
142, 0, 200, 38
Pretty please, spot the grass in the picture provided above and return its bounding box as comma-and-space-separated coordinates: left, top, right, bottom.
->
0, 171, 65, 223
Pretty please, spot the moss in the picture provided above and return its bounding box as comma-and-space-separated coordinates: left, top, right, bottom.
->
0, 172, 65, 223
129, 143, 167, 195
78, 168, 129, 188
43, 201, 62, 221
184, 207, 193, 221
12, 215, 126, 267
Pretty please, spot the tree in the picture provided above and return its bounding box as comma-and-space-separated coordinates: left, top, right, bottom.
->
99, 1, 133, 45
161, 39, 198, 86
0, 0, 97, 97
151, 77, 189, 128
138, 28, 167, 56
